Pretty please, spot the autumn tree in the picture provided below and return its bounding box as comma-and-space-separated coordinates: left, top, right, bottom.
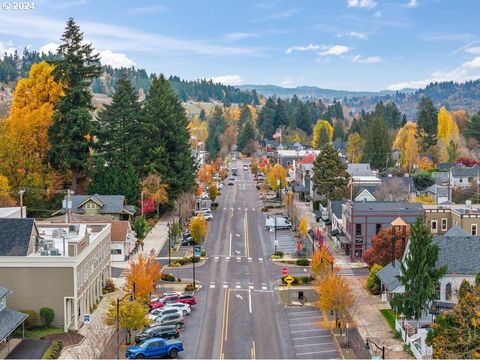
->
208, 183, 218, 203
141, 174, 169, 217
189, 214, 207, 244
267, 164, 287, 195
197, 164, 213, 185
126, 253, 162, 301
48, 18, 102, 192
312, 120, 333, 149
394, 122, 419, 172
312, 144, 350, 200
346, 132, 364, 164
105, 298, 150, 343
0, 176, 15, 206
0, 61, 63, 208
299, 217, 308, 239
188, 117, 208, 147
363, 227, 407, 268
427, 278, 480, 359
437, 107, 460, 162
311, 245, 335, 278
366, 264, 383, 295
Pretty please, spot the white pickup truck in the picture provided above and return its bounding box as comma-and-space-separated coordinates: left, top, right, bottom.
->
265, 216, 291, 230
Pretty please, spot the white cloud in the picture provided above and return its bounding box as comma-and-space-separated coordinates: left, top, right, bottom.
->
347, 31, 368, 39
351, 55, 382, 63
129, 5, 165, 14
285, 43, 321, 54
405, 0, 418, 8
318, 45, 349, 56
39, 42, 59, 54
0, 40, 16, 57
224, 32, 257, 42
99, 50, 135, 68
347, 0, 377, 9
209, 75, 244, 86
387, 56, 480, 90
465, 47, 480, 55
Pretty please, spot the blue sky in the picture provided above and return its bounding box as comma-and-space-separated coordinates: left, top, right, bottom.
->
1, 0, 480, 91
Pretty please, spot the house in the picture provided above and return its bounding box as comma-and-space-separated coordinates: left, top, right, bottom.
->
294, 153, 315, 202
327, 200, 348, 249
347, 163, 381, 187
424, 203, 480, 236
376, 260, 403, 300
0, 287, 28, 352
110, 221, 137, 262
52, 194, 135, 221
437, 162, 456, 171
341, 201, 423, 261
354, 188, 376, 202
0, 219, 111, 332
0, 207, 26, 219
449, 164, 480, 189
275, 149, 321, 169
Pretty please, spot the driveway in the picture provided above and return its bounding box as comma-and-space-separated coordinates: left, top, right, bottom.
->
6, 339, 51, 359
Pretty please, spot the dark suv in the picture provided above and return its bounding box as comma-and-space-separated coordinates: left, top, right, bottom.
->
135, 325, 179, 343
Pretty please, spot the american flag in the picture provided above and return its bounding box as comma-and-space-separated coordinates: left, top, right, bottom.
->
272, 128, 282, 139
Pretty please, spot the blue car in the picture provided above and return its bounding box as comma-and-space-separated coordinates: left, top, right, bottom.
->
126, 337, 184, 359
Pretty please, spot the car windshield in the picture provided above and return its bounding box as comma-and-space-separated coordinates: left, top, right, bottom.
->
137, 341, 149, 349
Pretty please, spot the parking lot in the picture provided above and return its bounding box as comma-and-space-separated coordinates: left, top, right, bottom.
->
286, 307, 339, 359
269, 228, 296, 254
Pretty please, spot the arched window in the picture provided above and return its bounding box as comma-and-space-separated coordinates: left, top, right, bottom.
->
446, 282, 452, 301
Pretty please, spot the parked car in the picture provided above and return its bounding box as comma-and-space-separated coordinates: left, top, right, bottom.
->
178, 294, 197, 306
126, 337, 184, 359
181, 238, 196, 246
200, 192, 210, 200
265, 192, 277, 201
149, 308, 182, 321
228, 178, 234, 185
202, 212, 213, 221
217, 183, 224, 190
163, 303, 191, 316
152, 313, 185, 328
160, 291, 184, 297
265, 216, 291, 230
135, 325, 179, 343
243, 164, 248, 171
200, 208, 211, 214
148, 295, 180, 309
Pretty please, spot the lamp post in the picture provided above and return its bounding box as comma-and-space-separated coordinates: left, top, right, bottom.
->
116, 283, 135, 360
320, 256, 334, 273
364, 338, 385, 359
167, 222, 171, 266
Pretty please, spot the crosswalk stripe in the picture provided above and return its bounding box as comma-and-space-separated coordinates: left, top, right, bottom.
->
262, 286, 267, 290
236, 285, 241, 289
210, 284, 215, 288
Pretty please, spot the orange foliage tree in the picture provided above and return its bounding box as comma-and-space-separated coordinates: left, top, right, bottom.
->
126, 253, 162, 301
141, 174, 169, 216
363, 227, 407, 268
197, 164, 213, 185
311, 244, 336, 277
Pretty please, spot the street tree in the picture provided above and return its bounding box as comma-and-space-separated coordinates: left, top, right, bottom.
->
346, 132, 364, 163
197, 164, 213, 185
391, 217, 447, 321
141, 174, 169, 217
363, 227, 407, 268
48, 18, 101, 192
299, 217, 308, 239
312, 120, 333, 149
105, 299, 150, 343
311, 244, 335, 278
267, 164, 287, 195
208, 183, 218, 203
312, 144, 350, 200
126, 253, 162, 301
366, 264, 383, 295
189, 214, 207, 244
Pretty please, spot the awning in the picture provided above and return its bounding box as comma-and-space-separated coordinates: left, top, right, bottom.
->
0, 308, 28, 342
338, 235, 350, 245
331, 229, 340, 236
294, 184, 308, 193
430, 301, 455, 315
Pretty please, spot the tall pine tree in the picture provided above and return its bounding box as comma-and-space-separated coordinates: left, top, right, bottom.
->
48, 18, 101, 191
312, 144, 350, 200
238, 104, 252, 129
416, 96, 438, 151
88, 164, 140, 204
391, 217, 446, 320
206, 106, 226, 159
362, 116, 391, 171
257, 98, 275, 138
237, 119, 256, 155
143, 75, 194, 201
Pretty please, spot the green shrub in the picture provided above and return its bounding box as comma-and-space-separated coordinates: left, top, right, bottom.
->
22, 310, 39, 329
177, 278, 182, 282
201, 250, 207, 257
189, 256, 200, 263
39, 308, 55, 327
298, 276, 312, 284
261, 207, 268, 212
42, 339, 63, 359
178, 258, 188, 265
366, 264, 383, 295
161, 273, 176, 282
273, 251, 284, 258
185, 284, 195, 292
102, 278, 116, 294
271, 255, 281, 260
296, 258, 310, 266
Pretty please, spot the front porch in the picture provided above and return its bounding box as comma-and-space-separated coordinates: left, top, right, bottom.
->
395, 319, 433, 360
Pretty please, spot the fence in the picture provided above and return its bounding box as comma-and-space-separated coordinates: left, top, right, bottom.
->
395, 319, 433, 360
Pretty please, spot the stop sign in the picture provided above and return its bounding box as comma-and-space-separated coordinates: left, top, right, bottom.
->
281, 267, 289, 276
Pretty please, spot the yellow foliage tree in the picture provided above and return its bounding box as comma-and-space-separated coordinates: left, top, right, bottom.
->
197, 164, 213, 185
188, 117, 208, 148
105, 298, 150, 342
0, 175, 15, 206
415, 194, 434, 205
346, 132, 364, 164
0, 61, 64, 202
393, 122, 420, 172
224, 105, 241, 123
437, 107, 460, 162
312, 120, 333, 149
267, 164, 287, 191
247, 105, 257, 124
189, 214, 207, 244
311, 244, 336, 278
141, 174, 169, 217
126, 253, 162, 301
299, 217, 308, 239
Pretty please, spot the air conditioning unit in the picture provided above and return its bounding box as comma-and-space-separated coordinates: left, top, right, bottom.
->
49, 249, 61, 256
42, 240, 55, 250
40, 250, 49, 256
52, 229, 66, 238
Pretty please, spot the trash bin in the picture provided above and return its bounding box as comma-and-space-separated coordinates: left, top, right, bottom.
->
298, 291, 304, 301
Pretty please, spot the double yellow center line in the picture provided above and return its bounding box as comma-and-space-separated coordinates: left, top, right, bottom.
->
219, 288, 231, 359
244, 208, 250, 257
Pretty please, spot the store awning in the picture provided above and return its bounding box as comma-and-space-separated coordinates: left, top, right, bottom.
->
331, 229, 340, 236
338, 236, 350, 245
294, 184, 309, 193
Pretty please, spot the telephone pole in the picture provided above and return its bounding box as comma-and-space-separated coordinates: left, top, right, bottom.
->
18, 189, 25, 218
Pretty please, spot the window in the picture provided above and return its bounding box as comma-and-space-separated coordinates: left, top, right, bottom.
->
459, 178, 463, 183
431, 220, 438, 231
441, 218, 448, 231
111, 248, 122, 255
445, 283, 452, 301
355, 224, 362, 236
472, 224, 478, 236
375, 224, 382, 235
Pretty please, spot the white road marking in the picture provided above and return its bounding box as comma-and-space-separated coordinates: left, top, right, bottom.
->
291, 329, 325, 334
258, 258, 263, 262
228, 234, 232, 257
214, 256, 219, 261
223, 284, 228, 289
292, 335, 331, 340
294, 343, 334, 348
262, 286, 268, 290
238, 207, 241, 211
248, 285, 254, 289
247, 257, 252, 262
296, 350, 338, 356
252, 208, 255, 211
236, 285, 241, 289
248, 289, 252, 313
231, 208, 234, 211
226, 257, 230, 261
210, 284, 215, 288
235, 293, 243, 300
236, 257, 241, 261
288, 311, 321, 316
223, 207, 226, 210
289, 323, 319, 327
236, 233, 240, 237
289, 316, 322, 321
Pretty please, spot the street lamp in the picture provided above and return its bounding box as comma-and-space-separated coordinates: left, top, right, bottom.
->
116, 283, 135, 360
320, 256, 334, 273
364, 338, 385, 359
167, 222, 171, 266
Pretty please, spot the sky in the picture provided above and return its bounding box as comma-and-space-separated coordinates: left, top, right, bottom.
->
1, 0, 480, 91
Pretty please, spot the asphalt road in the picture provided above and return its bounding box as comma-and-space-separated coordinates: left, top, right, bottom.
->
155, 159, 339, 359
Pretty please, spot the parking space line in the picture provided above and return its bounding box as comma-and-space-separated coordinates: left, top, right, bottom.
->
296, 350, 338, 356
292, 335, 331, 340
294, 342, 334, 348
287, 311, 321, 316
289, 323, 318, 327
291, 329, 325, 334
289, 316, 322, 320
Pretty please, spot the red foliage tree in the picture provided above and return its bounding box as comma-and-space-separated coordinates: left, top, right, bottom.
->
138, 197, 155, 214
363, 227, 407, 268
456, 157, 479, 167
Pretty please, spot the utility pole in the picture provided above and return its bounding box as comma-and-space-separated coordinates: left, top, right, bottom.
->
18, 189, 25, 218
141, 191, 144, 217
67, 189, 73, 223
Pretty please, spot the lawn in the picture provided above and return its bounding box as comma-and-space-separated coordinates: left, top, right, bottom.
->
19, 326, 64, 339
380, 309, 396, 332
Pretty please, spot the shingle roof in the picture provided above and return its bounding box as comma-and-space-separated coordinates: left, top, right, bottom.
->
376, 260, 402, 292
438, 163, 456, 171
433, 232, 480, 274
0, 287, 11, 299
58, 194, 133, 215
347, 163, 372, 176
443, 225, 469, 237
451, 164, 479, 177
0, 308, 28, 341
352, 201, 423, 213
0, 218, 35, 256
111, 221, 130, 242
330, 201, 344, 220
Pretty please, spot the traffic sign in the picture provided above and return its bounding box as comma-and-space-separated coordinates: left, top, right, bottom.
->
284, 274, 294, 287
281, 267, 289, 276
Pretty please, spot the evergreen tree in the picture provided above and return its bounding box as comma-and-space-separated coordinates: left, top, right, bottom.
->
94, 73, 143, 171
312, 144, 350, 200
143, 75, 194, 201
391, 217, 446, 320
239, 104, 252, 129
318, 126, 330, 149
333, 122, 346, 141
88, 163, 140, 204
416, 96, 438, 151
237, 120, 256, 155
362, 116, 391, 170
349, 117, 367, 137
273, 98, 288, 130
206, 106, 226, 159
48, 18, 101, 191
257, 98, 275, 138
401, 114, 407, 126
467, 111, 480, 141
296, 102, 312, 135
199, 108, 206, 121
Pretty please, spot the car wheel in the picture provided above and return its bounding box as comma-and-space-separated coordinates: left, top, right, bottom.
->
175, 322, 181, 329
137, 354, 145, 359
169, 349, 178, 359
183, 310, 187, 316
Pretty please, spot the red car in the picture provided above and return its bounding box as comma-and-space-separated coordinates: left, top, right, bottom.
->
148, 294, 197, 309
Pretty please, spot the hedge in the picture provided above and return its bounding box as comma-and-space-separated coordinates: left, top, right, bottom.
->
42, 339, 63, 359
